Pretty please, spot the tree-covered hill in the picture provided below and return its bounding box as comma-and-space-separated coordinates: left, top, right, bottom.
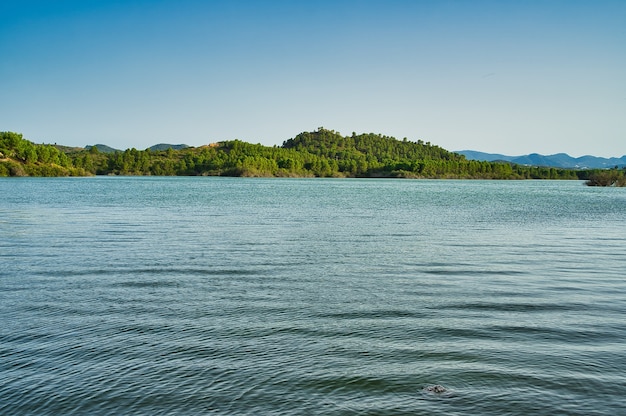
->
284, 128, 459, 162
3, 128, 622, 183
148, 144, 189, 151
85, 144, 120, 153
0, 131, 89, 176
282, 128, 467, 177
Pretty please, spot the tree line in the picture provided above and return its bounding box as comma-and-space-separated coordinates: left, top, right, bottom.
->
1, 129, 623, 184
0, 131, 86, 176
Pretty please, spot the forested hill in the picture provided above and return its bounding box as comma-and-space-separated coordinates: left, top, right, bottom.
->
0, 131, 88, 176
283, 129, 460, 162
2, 129, 621, 182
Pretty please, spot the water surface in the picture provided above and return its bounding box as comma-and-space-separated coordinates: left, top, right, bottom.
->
1, 177, 625, 415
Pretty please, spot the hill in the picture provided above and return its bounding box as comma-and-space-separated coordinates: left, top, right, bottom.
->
0, 131, 89, 176
148, 144, 189, 151
2, 129, 622, 184
84, 143, 190, 152
457, 150, 626, 169
85, 144, 120, 153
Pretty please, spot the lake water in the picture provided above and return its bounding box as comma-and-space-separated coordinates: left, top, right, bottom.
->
1, 177, 625, 415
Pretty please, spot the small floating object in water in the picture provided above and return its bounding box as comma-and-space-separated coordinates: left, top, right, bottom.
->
423, 384, 447, 394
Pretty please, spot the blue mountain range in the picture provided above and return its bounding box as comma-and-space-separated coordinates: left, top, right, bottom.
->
456, 151, 626, 169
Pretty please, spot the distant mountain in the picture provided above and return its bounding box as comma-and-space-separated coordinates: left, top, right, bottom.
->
85, 144, 120, 153
456, 150, 511, 162
148, 143, 189, 151
84, 143, 190, 152
456, 150, 626, 169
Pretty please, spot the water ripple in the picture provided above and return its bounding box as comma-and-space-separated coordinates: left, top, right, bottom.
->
2, 178, 626, 415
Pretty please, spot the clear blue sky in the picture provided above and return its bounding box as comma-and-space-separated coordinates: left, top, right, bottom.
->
1, 0, 624, 157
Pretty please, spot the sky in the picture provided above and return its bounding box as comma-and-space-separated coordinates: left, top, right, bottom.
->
1, 0, 624, 157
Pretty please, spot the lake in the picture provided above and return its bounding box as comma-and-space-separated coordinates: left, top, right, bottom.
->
1, 177, 625, 415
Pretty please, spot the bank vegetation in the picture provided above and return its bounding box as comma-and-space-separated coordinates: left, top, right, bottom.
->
1, 130, 623, 185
